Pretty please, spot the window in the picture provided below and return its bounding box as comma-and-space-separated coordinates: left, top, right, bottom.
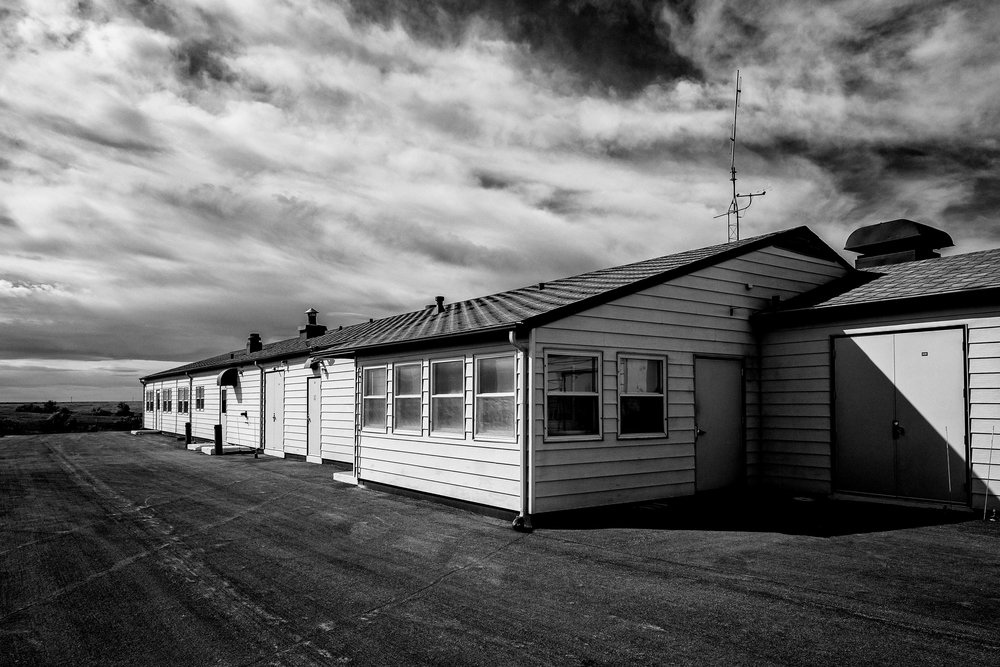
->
178, 387, 189, 414
393, 363, 422, 433
362, 366, 387, 430
221, 389, 227, 414
619, 356, 665, 436
195, 386, 205, 411
546, 353, 600, 437
145, 390, 154, 412
431, 359, 464, 434
163, 388, 173, 413
475, 355, 515, 439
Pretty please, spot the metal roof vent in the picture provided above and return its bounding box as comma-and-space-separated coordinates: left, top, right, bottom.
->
246, 332, 262, 353
845, 219, 953, 269
299, 307, 327, 339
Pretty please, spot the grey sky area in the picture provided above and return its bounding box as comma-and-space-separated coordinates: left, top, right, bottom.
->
2, 0, 998, 401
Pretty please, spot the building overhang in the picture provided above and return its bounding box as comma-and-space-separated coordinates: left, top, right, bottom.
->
216, 367, 239, 387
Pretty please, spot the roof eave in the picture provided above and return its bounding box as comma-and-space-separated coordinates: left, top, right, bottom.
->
311, 323, 524, 359
755, 285, 1000, 329
524, 227, 846, 328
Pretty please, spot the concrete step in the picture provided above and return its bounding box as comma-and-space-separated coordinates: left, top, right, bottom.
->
198, 444, 255, 456
332, 471, 358, 485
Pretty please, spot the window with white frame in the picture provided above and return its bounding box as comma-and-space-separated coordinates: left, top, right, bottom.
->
178, 387, 189, 414
431, 359, 464, 434
618, 355, 666, 436
362, 366, 387, 430
545, 352, 600, 437
475, 355, 515, 439
195, 385, 205, 411
163, 388, 173, 413
393, 362, 422, 433
145, 390, 154, 412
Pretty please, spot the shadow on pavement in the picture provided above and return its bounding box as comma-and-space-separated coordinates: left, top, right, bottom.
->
531, 490, 977, 537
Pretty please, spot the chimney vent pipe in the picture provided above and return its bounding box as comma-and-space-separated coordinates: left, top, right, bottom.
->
435, 295, 445, 313
247, 332, 263, 354
299, 308, 327, 339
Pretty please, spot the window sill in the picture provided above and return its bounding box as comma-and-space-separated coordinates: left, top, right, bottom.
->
617, 433, 668, 440
543, 434, 603, 443
430, 431, 466, 440
474, 435, 517, 444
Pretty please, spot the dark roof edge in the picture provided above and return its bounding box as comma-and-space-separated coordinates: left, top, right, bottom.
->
140, 345, 317, 383
522, 226, 847, 329
311, 324, 520, 359
755, 285, 1000, 329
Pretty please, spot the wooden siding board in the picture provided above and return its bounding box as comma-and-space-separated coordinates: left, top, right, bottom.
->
530, 248, 843, 511
361, 469, 519, 510
351, 343, 522, 504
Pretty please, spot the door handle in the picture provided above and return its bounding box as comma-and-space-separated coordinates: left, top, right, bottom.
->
696, 427, 707, 437
892, 420, 905, 440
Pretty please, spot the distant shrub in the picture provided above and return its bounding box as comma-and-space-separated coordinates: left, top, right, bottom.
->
15, 401, 60, 414
115, 402, 132, 416
91, 407, 112, 416
0, 417, 24, 436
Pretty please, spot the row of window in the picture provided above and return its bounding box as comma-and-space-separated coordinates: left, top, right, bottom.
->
362, 354, 517, 439
144, 350, 666, 440
145, 386, 205, 413
545, 352, 666, 438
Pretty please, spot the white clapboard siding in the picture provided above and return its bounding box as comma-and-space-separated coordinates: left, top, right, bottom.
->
320, 357, 356, 464
531, 246, 848, 513
190, 374, 219, 442
279, 358, 315, 457
354, 342, 523, 511
761, 306, 1000, 507
224, 369, 260, 448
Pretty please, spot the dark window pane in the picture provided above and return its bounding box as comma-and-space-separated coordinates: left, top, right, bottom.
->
547, 395, 599, 436
547, 355, 596, 393
476, 396, 515, 437
620, 396, 664, 435
478, 356, 514, 394
433, 360, 464, 395
396, 364, 421, 395
394, 397, 421, 431
432, 396, 464, 433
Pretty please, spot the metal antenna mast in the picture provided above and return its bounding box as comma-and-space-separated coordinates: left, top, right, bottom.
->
715, 69, 765, 242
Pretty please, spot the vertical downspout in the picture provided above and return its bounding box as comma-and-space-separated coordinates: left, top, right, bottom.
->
354, 359, 362, 480
139, 380, 146, 429
185, 373, 194, 444
509, 328, 533, 532
254, 361, 263, 459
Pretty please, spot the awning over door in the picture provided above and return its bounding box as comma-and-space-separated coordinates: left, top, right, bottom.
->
216, 367, 239, 387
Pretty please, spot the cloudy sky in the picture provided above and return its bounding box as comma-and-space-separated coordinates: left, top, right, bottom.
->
2, 0, 999, 402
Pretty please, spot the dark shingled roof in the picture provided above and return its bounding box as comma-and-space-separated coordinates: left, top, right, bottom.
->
141, 226, 840, 382
807, 246, 1000, 309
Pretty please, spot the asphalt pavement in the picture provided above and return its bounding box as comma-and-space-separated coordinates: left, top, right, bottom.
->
1, 432, 998, 666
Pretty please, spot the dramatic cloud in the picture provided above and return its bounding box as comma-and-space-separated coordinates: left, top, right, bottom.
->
1, 0, 998, 400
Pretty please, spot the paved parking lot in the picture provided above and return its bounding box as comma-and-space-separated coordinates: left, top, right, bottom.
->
2, 432, 999, 666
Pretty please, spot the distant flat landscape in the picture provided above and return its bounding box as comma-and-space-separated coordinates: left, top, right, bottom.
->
0, 401, 142, 435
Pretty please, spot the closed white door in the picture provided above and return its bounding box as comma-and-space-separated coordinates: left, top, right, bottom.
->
264, 372, 285, 452
835, 328, 966, 502
307, 376, 322, 460
694, 357, 744, 491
